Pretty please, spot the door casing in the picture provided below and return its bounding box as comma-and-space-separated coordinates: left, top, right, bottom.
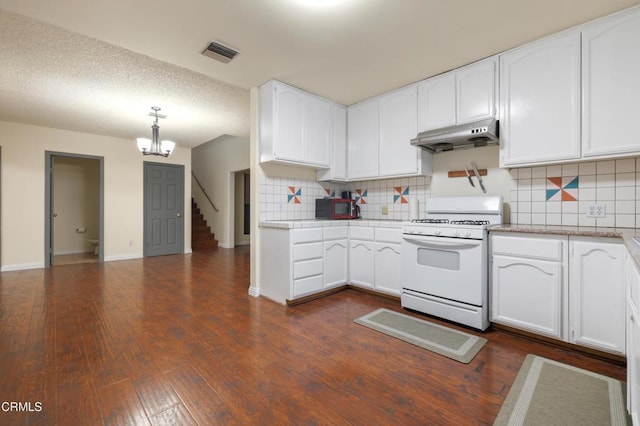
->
44, 151, 104, 266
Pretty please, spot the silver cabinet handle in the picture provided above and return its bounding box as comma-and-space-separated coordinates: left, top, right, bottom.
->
177, 213, 182, 217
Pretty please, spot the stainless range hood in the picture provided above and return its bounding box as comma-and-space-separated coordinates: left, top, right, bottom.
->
411, 118, 499, 153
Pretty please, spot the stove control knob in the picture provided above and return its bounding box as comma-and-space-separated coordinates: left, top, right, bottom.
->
417, 228, 424, 235
434, 229, 441, 236
464, 231, 472, 238
453, 231, 460, 237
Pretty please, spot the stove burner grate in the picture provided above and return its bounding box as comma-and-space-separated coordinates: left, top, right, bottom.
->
411, 219, 450, 224
449, 220, 490, 225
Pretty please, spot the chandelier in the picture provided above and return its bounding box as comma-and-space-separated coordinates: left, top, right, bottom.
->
136, 107, 175, 157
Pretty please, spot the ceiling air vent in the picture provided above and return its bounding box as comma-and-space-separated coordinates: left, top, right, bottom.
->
201, 41, 239, 63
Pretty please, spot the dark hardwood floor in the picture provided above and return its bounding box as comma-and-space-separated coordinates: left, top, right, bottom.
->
0, 246, 626, 425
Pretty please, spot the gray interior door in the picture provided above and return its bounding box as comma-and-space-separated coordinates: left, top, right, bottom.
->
144, 162, 184, 257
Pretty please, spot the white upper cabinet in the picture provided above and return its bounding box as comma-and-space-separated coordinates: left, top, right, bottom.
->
347, 98, 379, 180
418, 58, 496, 133
304, 95, 332, 166
499, 31, 581, 167
348, 85, 432, 181
317, 104, 347, 181
417, 73, 456, 131
378, 85, 420, 177
456, 59, 497, 124
259, 80, 332, 169
582, 8, 640, 158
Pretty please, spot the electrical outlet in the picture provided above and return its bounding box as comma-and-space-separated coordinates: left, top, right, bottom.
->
381, 205, 388, 215
586, 203, 606, 218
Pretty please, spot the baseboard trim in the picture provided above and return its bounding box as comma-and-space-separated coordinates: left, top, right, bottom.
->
286, 286, 349, 307
492, 323, 626, 365
248, 286, 260, 297
104, 253, 143, 262
1, 262, 45, 272
346, 285, 401, 302
218, 243, 233, 249
54, 249, 92, 256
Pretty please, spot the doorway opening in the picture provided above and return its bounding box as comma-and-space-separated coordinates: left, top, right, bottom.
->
45, 152, 104, 266
231, 169, 250, 247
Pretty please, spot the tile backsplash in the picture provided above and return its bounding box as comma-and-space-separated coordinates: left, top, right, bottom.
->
260, 156, 640, 228
259, 175, 431, 221
509, 158, 640, 228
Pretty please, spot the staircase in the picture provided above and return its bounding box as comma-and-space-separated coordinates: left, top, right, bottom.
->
192, 199, 218, 250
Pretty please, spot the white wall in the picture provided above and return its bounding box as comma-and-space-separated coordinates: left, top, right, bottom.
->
191, 134, 250, 248
429, 145, 512, 220
53, 156, 100, 254
0, 120, 191, 271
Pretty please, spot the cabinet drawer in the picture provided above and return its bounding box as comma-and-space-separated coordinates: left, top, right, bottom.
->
293, 242, 323, 261
292, 228, 323, 244
349, 226, 374, 241
293, 258, 323, 279
375, 227, 402, 244
491, 234, 565, 261
324, 226, 348, 241
293, 274, 324, 297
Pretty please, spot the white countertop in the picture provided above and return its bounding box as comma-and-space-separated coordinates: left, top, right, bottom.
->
259, 219, 404, 229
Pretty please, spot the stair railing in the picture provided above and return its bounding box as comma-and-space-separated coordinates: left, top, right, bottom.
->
192, 171, 219, 212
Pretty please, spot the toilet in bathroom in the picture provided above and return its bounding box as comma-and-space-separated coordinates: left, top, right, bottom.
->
88, 239, 99, 255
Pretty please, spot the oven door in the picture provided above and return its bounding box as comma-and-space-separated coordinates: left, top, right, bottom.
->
401, 234, 486, 306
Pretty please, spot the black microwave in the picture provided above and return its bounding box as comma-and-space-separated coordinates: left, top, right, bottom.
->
315, 198, 360, 220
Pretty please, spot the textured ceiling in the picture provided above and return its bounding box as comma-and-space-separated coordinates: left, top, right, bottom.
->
1, 0, 639, 148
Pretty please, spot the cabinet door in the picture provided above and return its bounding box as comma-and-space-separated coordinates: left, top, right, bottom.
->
499, 31, 581, 166
582, 8, 640, 158
569, 239, 625, 354
629, 301, 640, 424
349, 240, 374, 288
456, 59, 496, 125
324, 240, 348, 289
316, 104, 347, 181
417, 73, 456, 132
378, 85, 419, 177
304, 96, 331, 167
492, 255, 564, 339
374, 243, 401, 295
347, 99, 379, 179
275, 83, 305, 162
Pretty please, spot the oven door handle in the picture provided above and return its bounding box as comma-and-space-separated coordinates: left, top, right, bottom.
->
402, 237, 481, 250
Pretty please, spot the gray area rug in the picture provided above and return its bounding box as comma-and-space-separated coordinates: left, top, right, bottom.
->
494, 354, 631, 426
353, 308, 487, 363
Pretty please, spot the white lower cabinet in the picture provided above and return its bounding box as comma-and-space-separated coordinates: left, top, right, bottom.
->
490, 233, 626, 355
569, 238, 625, 355
373, 228, 402, 296
323, 227, 348, 289
491, 234, 566, 339
260, 224, 403, 303
349, 227, 375, 288
260, 227, 325, 303
628, 301, 640, 425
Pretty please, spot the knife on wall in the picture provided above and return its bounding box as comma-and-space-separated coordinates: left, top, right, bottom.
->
471, 162, 486, 193
463, 165, 475, 188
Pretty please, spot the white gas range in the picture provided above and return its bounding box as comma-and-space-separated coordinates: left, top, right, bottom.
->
400, 196, 503, 330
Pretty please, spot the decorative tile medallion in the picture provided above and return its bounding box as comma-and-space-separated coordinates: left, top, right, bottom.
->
288, 186, 301, 204
324, 188, 335, 198
355, 189, 367, 204
546, 177, 578, 201
394, 186, 409, 204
